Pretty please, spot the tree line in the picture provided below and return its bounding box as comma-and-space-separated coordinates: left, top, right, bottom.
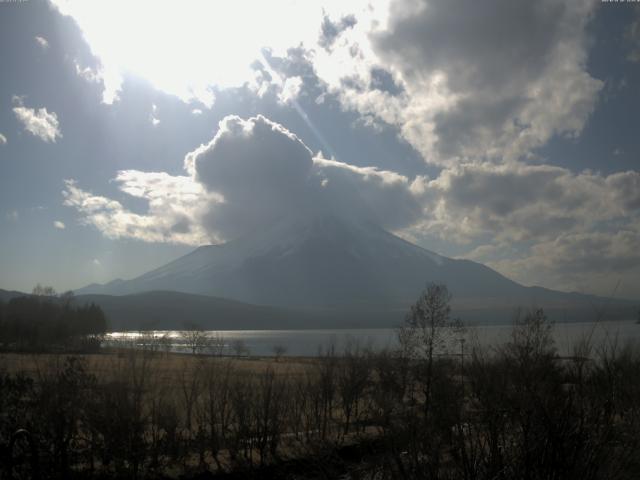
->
0, 285, 108, 352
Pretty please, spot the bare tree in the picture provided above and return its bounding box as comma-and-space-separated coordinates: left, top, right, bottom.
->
198, 359, 235, 471
208, 332, 225, 356
337, 339, 370, 436
178, 357, 203, 439
231, 338, 249, 358
504, 307, 555, 364
158, 333, 173, 356
32, 284, 56, 297
316, 345, 337, 440
272, 344, 287, 361
228, 374, 255, 467
59, 290, 75, 307
180, 323, 211, 355
399, 283, 463, 408
253, 367, 287, 466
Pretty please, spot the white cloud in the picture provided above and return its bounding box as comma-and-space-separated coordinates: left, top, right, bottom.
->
6, 211, 18, 221
12, 98, 62, 143
63, 174, 212, 245
92, 258, 102, 267
52, 0, 603, 161
35, 35, 49, 50
54, 220, 66, 229
311, 0, 602, 166
65, 114, 423, 244
64, 115, 639, 249
73, 61, 121, 103
74, 61, 100, 82
0, 133, 6, 145
150, 104, 160, 126
53, 2, 639, 299
279, 76, 303, 104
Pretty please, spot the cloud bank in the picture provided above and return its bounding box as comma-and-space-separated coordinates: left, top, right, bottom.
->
411, 165, 640, 244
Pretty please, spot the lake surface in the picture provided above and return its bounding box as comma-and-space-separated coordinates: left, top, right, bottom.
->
106, 319, 640, 357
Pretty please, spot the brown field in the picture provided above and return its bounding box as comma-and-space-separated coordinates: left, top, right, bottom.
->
0, 350, 317, 384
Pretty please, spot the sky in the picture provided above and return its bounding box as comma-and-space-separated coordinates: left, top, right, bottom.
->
0, 0, 639, 300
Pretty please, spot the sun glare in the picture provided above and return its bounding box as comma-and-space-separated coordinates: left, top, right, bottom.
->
52, 0, 328, 105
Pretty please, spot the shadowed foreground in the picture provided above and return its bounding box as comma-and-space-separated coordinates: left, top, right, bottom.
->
1, 309, 640, 479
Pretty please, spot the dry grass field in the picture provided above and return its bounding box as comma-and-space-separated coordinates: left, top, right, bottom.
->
0, 350, 316, 381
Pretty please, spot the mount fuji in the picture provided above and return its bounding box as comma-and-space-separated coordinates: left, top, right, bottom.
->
75, 213, 634, 327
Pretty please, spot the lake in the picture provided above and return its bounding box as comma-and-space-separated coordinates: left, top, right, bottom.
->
106, 319, 640, 357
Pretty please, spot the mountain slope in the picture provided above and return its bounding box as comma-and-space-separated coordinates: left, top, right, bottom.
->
75, 213, 635, 324
75, 291, 412, 330
77, 214, 521, 306
0, 289, 28, 303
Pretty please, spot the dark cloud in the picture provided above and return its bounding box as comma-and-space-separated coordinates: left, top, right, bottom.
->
486, 229, 640, 300
316, 0, 602, 164
188, 115, 424, 238
67, 115, 424, 243
313, 158, 423, 231
319, 13, 357, 50
369, 67, 403, 95
441, 164, 566, 217
374, 0, 564, 92
627, 7, 640, 62
187, 115, 315, 238
608, 171, 640, 211
433, 95, 526, 159
411, 162, 639, 245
